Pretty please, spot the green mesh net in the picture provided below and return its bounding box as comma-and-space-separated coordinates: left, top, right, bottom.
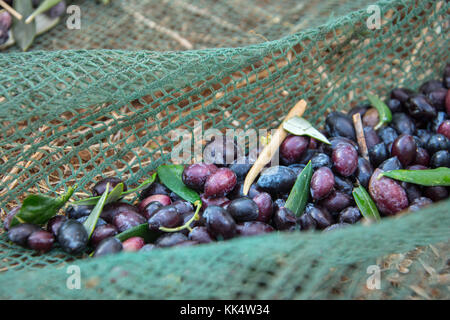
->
0, 0, 449, 299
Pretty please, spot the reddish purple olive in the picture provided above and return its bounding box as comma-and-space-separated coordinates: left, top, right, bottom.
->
91, 224, 118, 247
138, 194, 171, 212
391, 134, 417, 167
332, 144, 358, 177
320, 191, 352, 213
101, 202, 141, 223
200, 194, 231, 209
182, 163, 218, 191
188, 226, 215, 243
437, 120, 450, 139
8, 223, 41, 247
414, 147, 430, 166
46, 215, 67, 237
236, 221, 274, 237
3, 206, 21, 231
92, 177, 126, 197
252, 192, 273, 223
204, 168, 237, 197
113, 211, 146, 233
122, 236, 145, 252
27, 230, 54, 253
139, 182, 170, 200
280, 135, 309, 165
310, 167, 335, 200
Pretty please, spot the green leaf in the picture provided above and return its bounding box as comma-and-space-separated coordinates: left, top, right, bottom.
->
71, 182, 124, 206
25, 0, 62, 24
13, 0, 36, 51
352, 185, 381, 222
367, 93, 392, 130
157, 165, 200, 204
10, 187, 75, 227
115, 223, 158, 243
283, 116, 330, 144
83, 184, 110, 239
285, 161, 313, 217
122, 173, 157, 195
380, 168, 450, 187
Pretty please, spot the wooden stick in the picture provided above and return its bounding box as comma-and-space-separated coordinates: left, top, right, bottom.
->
0, 0, 23, 20
243, 99, 307, 195
352, 113, 370, 162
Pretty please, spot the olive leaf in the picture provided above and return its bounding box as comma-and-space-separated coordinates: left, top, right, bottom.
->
25, 0, 62, 24
71, 182, 125, 206
285, 160, 313, 217
157, 165, 200, 204
283, 116, 330, 144
12, 0, 36, 51
380, 168, 450, 186
115, 223, 158, 243
352, 185, 381, 222
83, 184, 110, 239
9, 186, 75, 228
367, 93, 392, 130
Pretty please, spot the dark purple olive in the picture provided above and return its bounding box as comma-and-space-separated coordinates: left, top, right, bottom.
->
272, 199, 286, 212
46, 215, 67, 237
325, 112, 356, 141
257, 166, 297, 194
391, 88, 414, 105
334, 175, 354, 196
236, 221, 274, 236
299, 149, 317, 165
171, 200, 194, 215
414, 147, 430, 166
391, 134, 417, 167
27, 230, 54, 252
227, 197, 259, 222
420, 80, 444, 95
429, 112, 447, 133
0, 11, 12, 45
203, 136, 242, 166
444, 64, 450, 89
92, 177, 126, 197
310, 167, 334, 200
408, 197, 433, 212
430, 150, 450, 168
401, 182, 423, 203
392, 113, 416, 136
416, 129, 432, 148
356, 157, 373, 188
229, 181, 263, 199
363, 126, 381, 149
322, 137, 359, 155
203, 206, 236, 239
180, 212, 204, 235
139, 182, 170, 200
427, 88, 447, 110
100, 202, 141, 223
113, 211, 146, 233
182, 163, 218, 191
405, 94, 437, 120
288, 163, 306, 176
369, 143, 389, 167
348, 105, 369, 118
305, 204, 334, 230
446, 90, 450, 115
377, 126, 398, 146
310, 153, 332, 170
423, 186, 449, 202
91, 224, 118, 247
338, 207, 361, 224
200, 194, 230, 209
138, 194, 171, 213
122, 236, 145, 252
66, 205, 93, 219
229, 156, 255, 181
140, 244, 157, 252
57, 220, 89, 254
297, 213, 317, 231
45, 0, 66, 19
273, 207, 297, 231
323, 223, 350, 232
280, 135, 309, 165
8, 223, 41, 247
155, 233, 188, 247
204, 168, 237, 197
188, 226, 215, 243
320, 191, 352, 213
406, 165, 427, 170
253, 192, 273, 223
426, 134, 450, 154
332, 143, 358, 177
76, 216, 107, 227
93, 237, 123, 257
368, 169, 409, 215
141, 201, 163, 220
386, 99, 402, 113
437, 120, 450, 139
379, 156, 402, 171
148, 206, 182, 231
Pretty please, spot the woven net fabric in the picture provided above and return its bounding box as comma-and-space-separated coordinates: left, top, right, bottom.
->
0, 0, 449, 299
